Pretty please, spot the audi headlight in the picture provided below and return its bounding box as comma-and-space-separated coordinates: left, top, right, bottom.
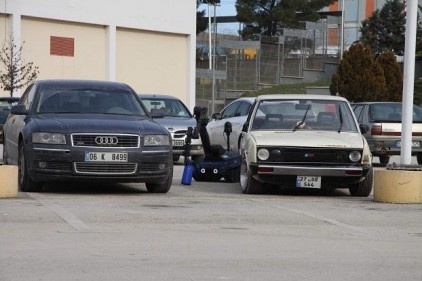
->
257, 148, 270, 161
144, 135, 170, 146
32, 132, 66, 144
349, 151, 362, 162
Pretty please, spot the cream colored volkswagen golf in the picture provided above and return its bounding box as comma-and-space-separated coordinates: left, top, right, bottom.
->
239, 94, 373, 197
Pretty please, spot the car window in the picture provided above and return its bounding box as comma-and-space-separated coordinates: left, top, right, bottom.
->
368, 103, 422, 122
236, 101, 252, 116
141, 98, 192, 118
352, 105, 364, 122
414, 105, 422, 122
0, 107, 10, 123
369, 104, 396, 121
0, 99, 19, 123
18, 84, 34, 111
256, 101, 317, 120
221, 102, 240, 119
251, 99, 358, 132
35, 85, 147, 116
0, 100, 19, 108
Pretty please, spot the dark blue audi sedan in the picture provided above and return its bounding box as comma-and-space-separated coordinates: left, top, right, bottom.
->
1, 80, 173, 193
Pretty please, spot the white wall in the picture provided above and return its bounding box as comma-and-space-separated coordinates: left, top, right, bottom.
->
0, 0, 197, 109
0, 0, 196, 35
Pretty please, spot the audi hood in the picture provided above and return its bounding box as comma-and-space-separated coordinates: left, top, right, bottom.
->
31, 114, 168, 135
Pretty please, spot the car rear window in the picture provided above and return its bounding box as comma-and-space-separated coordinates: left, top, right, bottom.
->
141, 98, 192, 118
369, 103, 422, 123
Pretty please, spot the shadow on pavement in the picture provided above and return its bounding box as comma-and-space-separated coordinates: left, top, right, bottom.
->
39, 181, 148, 195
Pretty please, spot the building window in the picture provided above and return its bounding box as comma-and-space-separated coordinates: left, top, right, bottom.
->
50, 36, 74, 57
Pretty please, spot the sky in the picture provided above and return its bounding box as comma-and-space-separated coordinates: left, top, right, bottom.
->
198, 0, 237, 16
198, 0, 239, 35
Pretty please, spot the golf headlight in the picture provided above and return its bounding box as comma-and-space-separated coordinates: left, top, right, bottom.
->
363, 146, 372, 165
349, 151, 361, 162
144, 135, 170, 146
257, 148, 270, 161
32, 132, 66, 144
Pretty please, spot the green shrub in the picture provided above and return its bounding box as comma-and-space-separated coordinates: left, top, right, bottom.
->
376, 51, 403, 102
330, 43, 387, 102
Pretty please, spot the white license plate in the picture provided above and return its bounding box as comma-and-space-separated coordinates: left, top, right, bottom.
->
85, 152, 128, 162
173, 140, 184, 147
296, 176, 321, 189
395, 141, 421, 148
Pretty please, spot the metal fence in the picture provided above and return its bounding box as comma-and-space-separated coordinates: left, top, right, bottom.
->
196, 23, 341, 112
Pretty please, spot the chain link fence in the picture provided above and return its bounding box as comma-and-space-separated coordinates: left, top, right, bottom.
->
196, 22, 341, 112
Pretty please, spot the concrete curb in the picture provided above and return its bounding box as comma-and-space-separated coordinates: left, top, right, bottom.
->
374, 169, 422, 203
0, 165, 18, 198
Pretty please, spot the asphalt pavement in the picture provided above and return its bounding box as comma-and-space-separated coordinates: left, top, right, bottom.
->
1, 146, 422, 281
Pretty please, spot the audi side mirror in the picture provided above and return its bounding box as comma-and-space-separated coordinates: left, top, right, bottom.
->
10, 104, 28, 115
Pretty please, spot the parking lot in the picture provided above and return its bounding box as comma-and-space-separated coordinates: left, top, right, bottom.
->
1, 145, 422, 281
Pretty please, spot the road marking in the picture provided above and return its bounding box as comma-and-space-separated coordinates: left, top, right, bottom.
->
250, 198, 371, 235
28, 193, 91, 232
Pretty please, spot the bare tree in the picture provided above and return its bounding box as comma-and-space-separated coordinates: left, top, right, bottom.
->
0, 35, 39, 97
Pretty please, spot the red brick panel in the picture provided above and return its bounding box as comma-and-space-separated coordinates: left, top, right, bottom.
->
50, 36, 74, 57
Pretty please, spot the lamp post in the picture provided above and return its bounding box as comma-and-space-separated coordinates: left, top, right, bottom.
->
400, 0, 418, 164
204, 0, 219, 113
211, 3, 217, 114
340, 0, 345, 60
208, 3, 212, 70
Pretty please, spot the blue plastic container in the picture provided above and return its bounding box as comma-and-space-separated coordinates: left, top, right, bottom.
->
181, 160, 195, 185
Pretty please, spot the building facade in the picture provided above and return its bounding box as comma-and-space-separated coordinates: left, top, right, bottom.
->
327, 0, 409, 49
0, 0, 197, 108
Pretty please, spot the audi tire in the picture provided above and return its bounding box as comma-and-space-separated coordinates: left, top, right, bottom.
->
18, 143, 43, 192
146, 161, 173, 193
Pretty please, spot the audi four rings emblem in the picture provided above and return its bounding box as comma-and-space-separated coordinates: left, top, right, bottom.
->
95, 136, 118, 145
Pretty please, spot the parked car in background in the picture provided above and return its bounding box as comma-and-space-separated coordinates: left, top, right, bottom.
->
2, 80, 173, 193
207, 97, 255, 152
352, 102, 422, 165
139, 94, 204, 162
0, 97, 20, 143
240, 95, 373, 197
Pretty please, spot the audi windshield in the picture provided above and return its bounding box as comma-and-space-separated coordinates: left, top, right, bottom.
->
35, 86, 147, 116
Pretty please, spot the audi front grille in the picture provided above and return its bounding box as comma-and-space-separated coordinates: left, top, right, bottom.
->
72, 134, 140, 148
74, 162, 138, 174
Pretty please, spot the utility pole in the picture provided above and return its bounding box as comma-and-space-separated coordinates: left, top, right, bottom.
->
211, 3, 217, 114
340, 0, 345, 60
208, 3, 212, 70
400, 0, 418, 164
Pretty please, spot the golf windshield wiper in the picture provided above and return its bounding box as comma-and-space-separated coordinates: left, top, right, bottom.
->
293, 104, 311, 131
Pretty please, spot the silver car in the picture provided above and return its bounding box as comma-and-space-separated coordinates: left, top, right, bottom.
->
352, 102, 422, 165
0, 97, 20, 143
206, 97, 255, 152
139, 94, 204, 162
